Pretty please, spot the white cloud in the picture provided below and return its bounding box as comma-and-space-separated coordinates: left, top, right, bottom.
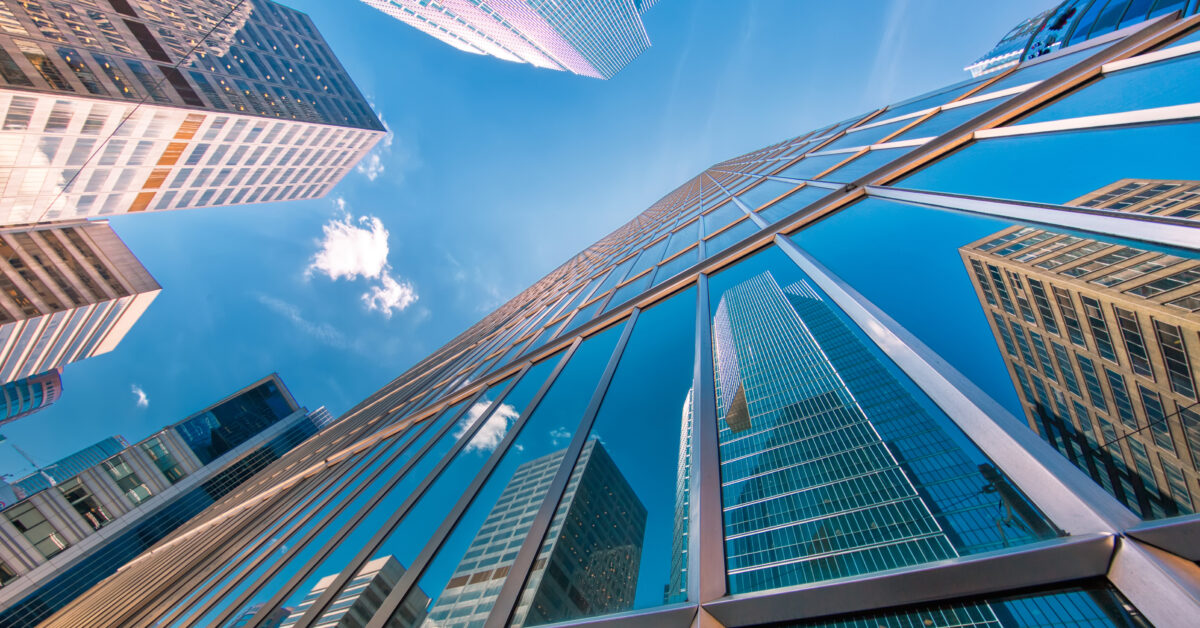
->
357, 152, 386, 181
131, 384, 149, 409
354, 105, 417, 184
307, 200, 419, 318
257, 294, 348, 348
549, 426, 571, 447
454, 400, 520, 455
362, 272, 418, 318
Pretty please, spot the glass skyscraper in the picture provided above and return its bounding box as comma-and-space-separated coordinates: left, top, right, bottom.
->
0, 368, 61, 427
23, 5, 1200, 628
358, 0, 657, 79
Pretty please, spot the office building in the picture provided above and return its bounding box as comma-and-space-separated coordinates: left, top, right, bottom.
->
962, 180, 1200, 519
282, 556, 427, 628
426, 440, 645, 628
10, 434, 126, 497
967, 0, 1198, 76
359, 0, 657, 79
0, 220, 158, 386
0, 374, 328, 625
0, 368, 60, 427
0, 0, 385, 225
29, 9, 1200, 628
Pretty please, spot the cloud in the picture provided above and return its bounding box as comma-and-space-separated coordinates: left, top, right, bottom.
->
354, 105, 418, 184
307, 199, 419, 318
257, 294, 349, 349
453, 400, 520, 455
549, 426, 571, 447
362, 272, 418, 319
131, 385, 149, 408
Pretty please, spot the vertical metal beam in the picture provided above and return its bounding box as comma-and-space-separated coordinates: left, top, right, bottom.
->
481, 310, 641, 628
690, 274, 725, 604
1108, 537, 1200, 628
773, 234, 1138, 534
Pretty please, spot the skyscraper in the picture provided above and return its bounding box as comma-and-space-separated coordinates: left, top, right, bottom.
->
426, 440, 646, 628
0, 220, 159, 386
359, 0, 656, 79
962, 180, 1200, 519
30, 9, 1200, 628
282, 555, 428, 628
0, 0, 385, 225
0, 367, 60, 426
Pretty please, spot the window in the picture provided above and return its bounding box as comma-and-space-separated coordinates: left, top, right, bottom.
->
4, 502, 69, 559
1153, 321, 1196, 399
57, 478, 113, 530
1053, 287, 1087, 347
1125, 266, 1200, 298
102, 455, 152, 505
141, 437, 187, 484
1079, 296, 1117, 362
1113, 308, 1153, 378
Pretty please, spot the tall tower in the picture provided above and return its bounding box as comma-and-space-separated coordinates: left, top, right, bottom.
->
0, 221, 158, 386
0, 0, 385, 225
282, 555, 428, 628
961, 179, 1200, 519
0, 367, 60, 426
359, 0, 656, 79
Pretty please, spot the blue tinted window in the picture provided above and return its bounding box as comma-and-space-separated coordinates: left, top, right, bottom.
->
1023, 52, 1200, 124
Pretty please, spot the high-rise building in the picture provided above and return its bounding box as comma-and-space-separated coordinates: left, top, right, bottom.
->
227, 603, 292, 628
30, 9, 1200, 628
359, 0, 657, 79
0, 220, 158, 386
427, 440, 645, 628
967, 0, 1198, 76
962, 180, 1200, 520
0, 374, 327, 625
282, 555, 428, 628
0, 367, 60, 426
0, 0, 385, 225
10, 434, 126, 497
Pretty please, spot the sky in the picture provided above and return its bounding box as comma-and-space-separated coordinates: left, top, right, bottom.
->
0, 0, 1055, 479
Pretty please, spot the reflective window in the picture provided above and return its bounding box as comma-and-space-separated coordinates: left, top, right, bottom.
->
892, 98, 1009, 142
792, 198, 1200, 519
1022, 51, 1200, 124
396, 321, 626, 627
777, 153, 853, 181
102, 454, 153, 506
4, 501, 69, 559
820, 147, 916, 182
736, 179, 797, 211
708, 246, 1054, 594
57, 478, 113, 530
758, 186, 834, 225
976, 46, 1107, 97
705, 218, 759, 258
141, 437, 187, 484
820, 118, 912, 152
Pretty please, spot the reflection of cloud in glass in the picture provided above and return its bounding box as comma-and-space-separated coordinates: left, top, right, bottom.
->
454, 400, 519, 454
548, 426, 571, 446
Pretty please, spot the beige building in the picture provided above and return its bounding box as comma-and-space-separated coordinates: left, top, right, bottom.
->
962, 180, 1200, 519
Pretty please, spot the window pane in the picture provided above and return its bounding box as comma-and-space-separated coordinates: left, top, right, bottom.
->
392, 321, 626, 627
735, 179, 798, 211
508, 287, 696, 625
1022, 51, 1200, 125
709, 246, 1056, 594
791, 197, 1200, 520
777, 153, 852, 181
892, 98, 1009, 142
821, 146, 916, 182
758, 186, 834, 225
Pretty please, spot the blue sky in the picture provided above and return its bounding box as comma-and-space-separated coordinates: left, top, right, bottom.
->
0, 0, 1053, 477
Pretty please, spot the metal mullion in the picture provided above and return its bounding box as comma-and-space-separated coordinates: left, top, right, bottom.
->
708, 177, 770, 230
78, 471, 332, 628
864, 186, 1200, 252
1126, 513, 1200, 559
482, 309, 640, 628
352, 340, 581, 628
1107, 536, 1200, 627
773, 234, 1137, 533
120, 466, 349, 628
702, 534, 1114, 626
280, 374, 522, 628
187, 445, 388, 627
690, 274, 725, 604
225, 399, 478, 628
762, 175, 842, 190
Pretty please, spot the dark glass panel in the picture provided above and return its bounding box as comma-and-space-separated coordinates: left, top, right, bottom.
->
390, 322, 627, 628
791, 197, 1200, 521
708, 246, 1056, 594
510, 287, 697, 625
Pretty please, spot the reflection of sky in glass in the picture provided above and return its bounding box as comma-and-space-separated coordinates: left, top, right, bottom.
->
1022, 51, 1200, 124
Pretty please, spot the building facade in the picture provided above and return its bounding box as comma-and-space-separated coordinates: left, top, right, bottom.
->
0, 367, 60, 426
359, 0, 655, 79
0, 220, 158, 386
282, 555, 428, 628
23, 8, 1200, 628
0, 0, 385, 225
0, 374, 328, 625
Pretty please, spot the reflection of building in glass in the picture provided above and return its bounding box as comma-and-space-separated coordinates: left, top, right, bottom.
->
0, 368, 61, 426
0, 375, 323, 626
358, 0, 656, 79
664, 389, 691, 605
961, 184, 1200, 518
282, 555, 428, 628
0, 0, 384, 224
428, 440, 645, 628
713, 271, 1052, 593
966, 1, 1198, 77
227, 602, 291, 628
0, 221, 159, 386
172, 376, 299, 464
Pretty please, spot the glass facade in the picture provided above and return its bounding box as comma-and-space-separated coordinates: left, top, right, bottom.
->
173, 378, 297, 464
28, 8, 1200, 628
